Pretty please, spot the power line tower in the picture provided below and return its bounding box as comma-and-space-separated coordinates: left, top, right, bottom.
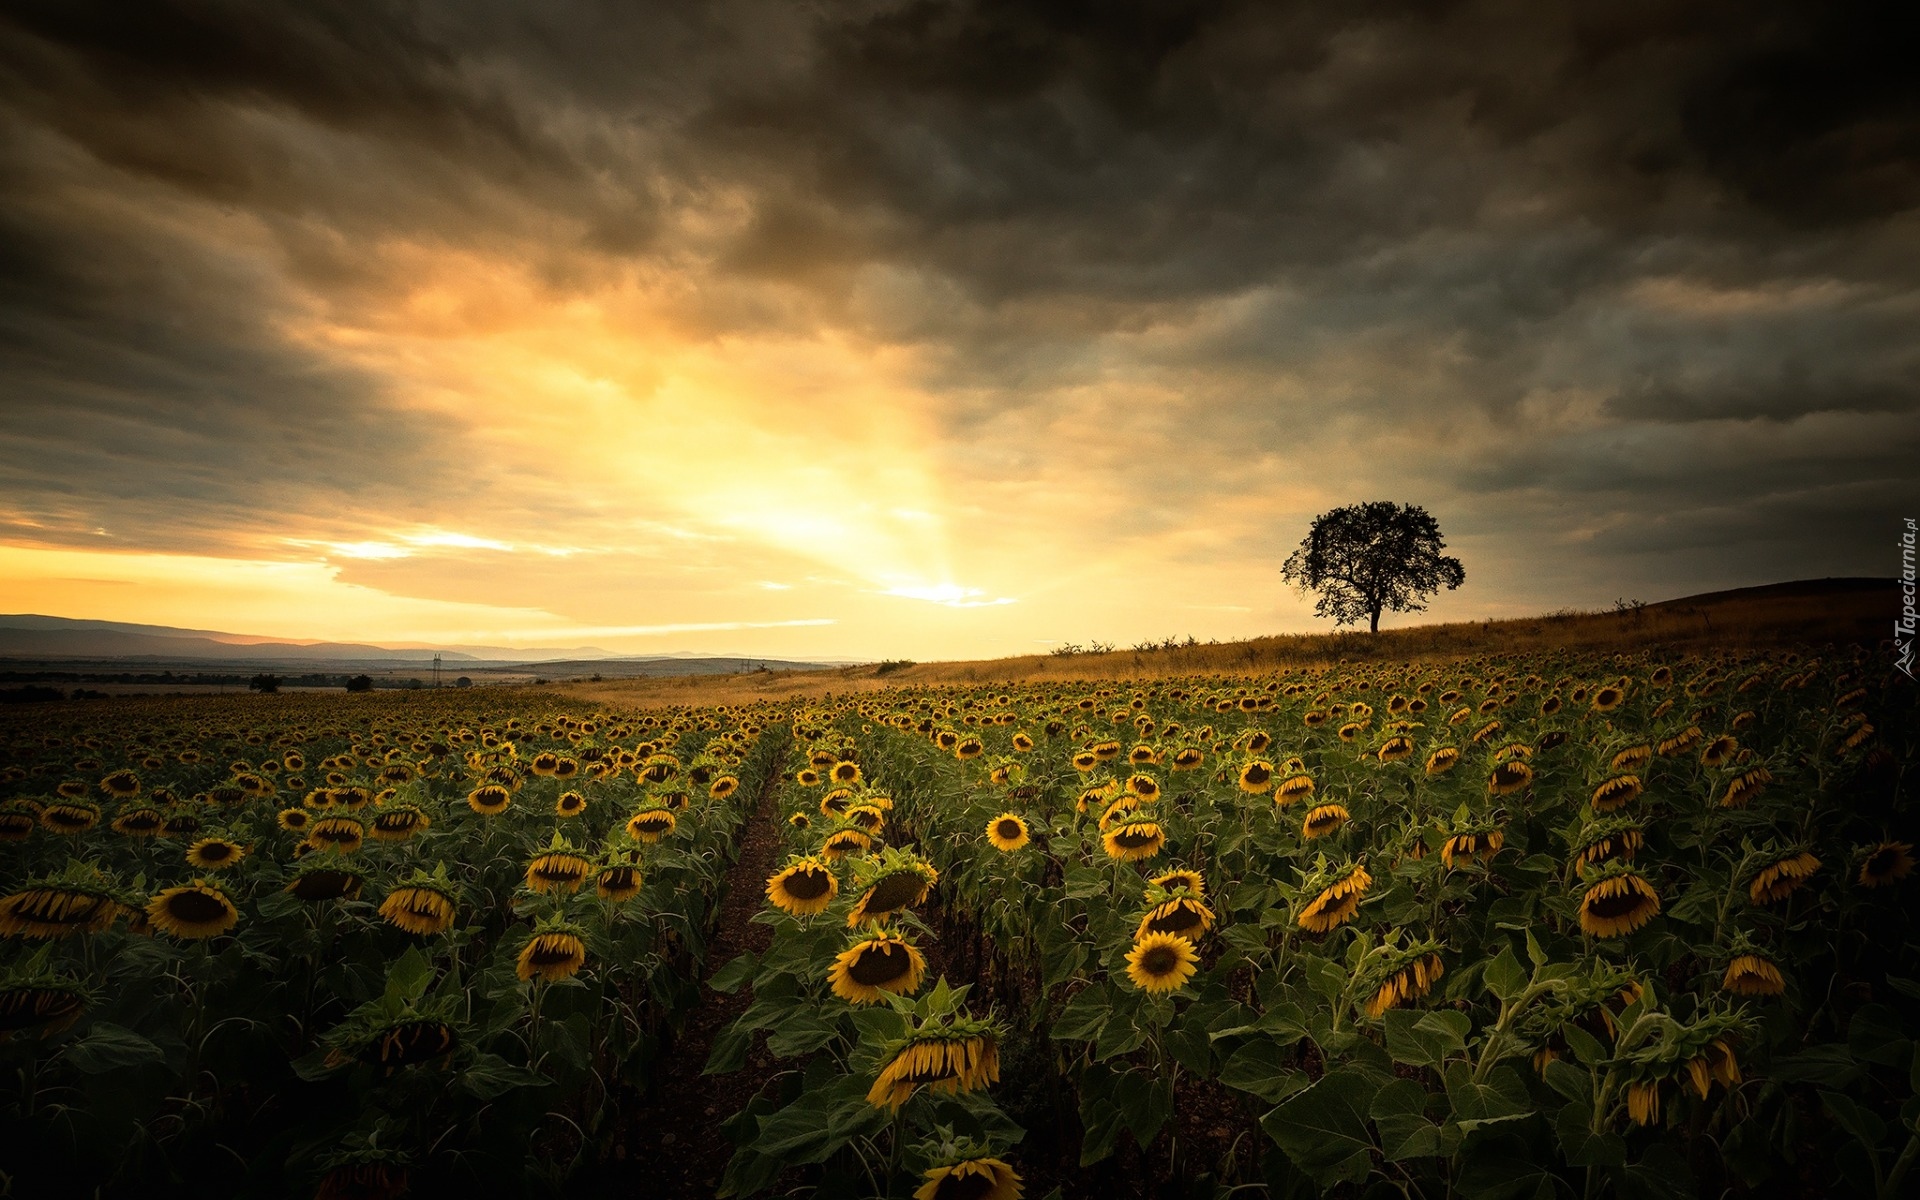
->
433, 654, 441, 688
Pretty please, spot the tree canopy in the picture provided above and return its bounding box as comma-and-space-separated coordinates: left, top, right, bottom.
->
1282, 501, 1466, 633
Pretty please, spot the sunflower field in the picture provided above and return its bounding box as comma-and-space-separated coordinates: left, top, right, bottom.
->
0, 691, 781, 1197
1, 645, 1914, 1200
701, 648, 1915, 1200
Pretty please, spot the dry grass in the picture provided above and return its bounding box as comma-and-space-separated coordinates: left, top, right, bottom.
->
559, 577, 1893, 709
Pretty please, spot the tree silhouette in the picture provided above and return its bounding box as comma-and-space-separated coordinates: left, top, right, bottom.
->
1282, 501, 1466, 633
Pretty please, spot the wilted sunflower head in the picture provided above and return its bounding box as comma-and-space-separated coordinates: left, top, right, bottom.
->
1135, 894, 1215, 941
39, 800, 100, 835
625, 806, 678, 844
1748, 850, 1819, 904
1590, 775, 1642, 813
515, 919, 588, 983
1858, 841, 1915, 888
912, 1155, 1022, 1200
146, 881, 239, 940
0, 866, 125, 939
1577, 863, 1661, 937
1302, 804, 1350, 840
1296, 861, 1371, 933
466, 785, 512, 816
1102, 820, 1166, 863
377, 868, 458, 934
1149, 868, 1205, 898
828, 927, 927, 1005
1237, 760, 1275, 794
847, 850, 938, 926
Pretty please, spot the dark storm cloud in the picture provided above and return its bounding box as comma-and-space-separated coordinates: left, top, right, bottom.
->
0, 0, 1913, 600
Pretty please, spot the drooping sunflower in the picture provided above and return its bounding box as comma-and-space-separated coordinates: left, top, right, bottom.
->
830, 760, 862, 785
1102, 820, 1166, 863
1237, 761, 1275, 794
554, 791, 587, 818
111, 806, 165, 837
369, 805, 429, 841
1276, 773, 1316, 806
1377, 736, 1415, 764
1302, 804, 1350, 840
847, 851, 939, 926
1423, 746, 1461, 776
525, 849, 594, 894
955, 737, 986, 760
466, 785, 512, 815
1441, 828, 1504, 868
1135, 895, 1215, 940
985, 812, 1030, 852
1171, 746, 1204, 771
379, 876, 458, 935
286, 861, 366, 902
1363, 949, 1446, 1018
1577, 866, 1661, 937
185, 837, 247, 871
1297, 864, 1371, 933
1488, 760, 1533, 796
307, 814, 366, 854
867, 1026, 1001, 1110
1858, 842, 1913, 887
1590, 775, 1642, 813
766, 857, 839, 916
99, 769, 141, 799
1125, 932, 1199, 994
822, 827, 873, 861
1071, 751, 1099, 772
39, 801, 99, 835
1721, 954, 1785, 996
356, 1018, 458, 1071
595, 856, 643, 903
1748, 851, 1819, 904
709, 775, 740, 800
828, 927, 928, 1004
1570, 820, 1644, 877
1718, 767, 1772, 808
1149, 868, 1205, 898
913, 1156, 1023, 1200
0, 877, 122, 938
146, 882, 239, 939
0, 805, 34, 842
516, 922, 588, 983
0, 979, 88, 1040
625, 807, 677, 844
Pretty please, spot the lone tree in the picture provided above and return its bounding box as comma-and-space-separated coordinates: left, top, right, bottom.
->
1282, 501, 1465, 633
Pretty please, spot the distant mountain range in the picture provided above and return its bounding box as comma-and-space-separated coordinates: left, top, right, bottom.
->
0, 615, 842, 671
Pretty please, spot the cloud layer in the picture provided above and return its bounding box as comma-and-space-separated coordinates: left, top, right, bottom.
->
0, 0, 1913, 656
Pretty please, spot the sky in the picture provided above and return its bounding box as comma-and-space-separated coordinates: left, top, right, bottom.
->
0, 0, 1914, 660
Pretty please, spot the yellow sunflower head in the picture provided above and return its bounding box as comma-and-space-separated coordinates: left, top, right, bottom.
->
828, 927, 927, 1004
766, 856, 839, 917
1125, 932, 1199, 995
146, 881, 239, 940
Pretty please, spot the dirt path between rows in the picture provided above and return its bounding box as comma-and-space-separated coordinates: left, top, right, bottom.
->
604, 774, 783, 1197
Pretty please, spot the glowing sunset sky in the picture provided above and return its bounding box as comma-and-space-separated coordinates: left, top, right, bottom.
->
0, 2, 1913, 659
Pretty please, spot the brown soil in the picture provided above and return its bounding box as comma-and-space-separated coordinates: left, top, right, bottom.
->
600, 774, 784, 1196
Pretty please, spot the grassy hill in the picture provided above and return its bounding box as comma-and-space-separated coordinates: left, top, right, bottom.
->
562, 577, 1894, 708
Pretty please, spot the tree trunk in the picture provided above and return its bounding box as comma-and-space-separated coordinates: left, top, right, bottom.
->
1369, 607, 1381, 634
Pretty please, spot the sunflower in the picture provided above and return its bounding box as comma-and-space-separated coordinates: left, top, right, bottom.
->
0, 882, 121, 938
1071, 751, 1099, 772
789, 812, 813, 830
1237, 761, 1275, 794
1297, 864, 1371, 933
1625, 1079, 1662, 1127
822, 828, 873, 861
913, 1157, 1023, 1200
1577, 867, 1661, 937
986, 813, 1030, 852
1699, 735, 1738, 767
554, 791, 587, 818
525, 851, 594, 894
1591, 686, 1624, 712
1149, 868, 1205, 897
286, 863, 365, 902
1441, 828, 1504, 868
39, 801, 99, 835
1721, 954, 1785, 996
955, 737, 985, 760
1571, 823, 1644, 876
516, 925, 588, 983
1610, 744, 1653, 772
0, 807, 34, 842
369, 805, 429, 841
1423, 747, 1461, 776
625, 807, 677, 843
111, 807, 164, 837
1718, 767, 1772, 808
1102, 820, 1166, 863
830, 760, 862, 784
307, 815, 365, 854
709, 775, 740, 800
766, 857, 839, 916
1859, 842, 1915, 887
1125, 932, 1199, 994
1126, 773, 1162, 801
529, 751, 562, 777
1749, 852, 1819, 904
828, 928, 928, 1004
595, 859, 643, 903
1136, 895, 1215, 940
1171, 746, 1204, 771
1275, 773, 1316, 806
1302, 804, 1350, 839
1377, 736, 1415, 764
0, 982, 87, 1040
380, 882, 457, 935
1488, 760, 1533, 796
1364, 951, 1445, 1018
847, 854, 938, 926
1090, 739, 1122, 762
185, 837, 246, 870
146, 882, 239, 939
866, 1030, 1000, 1111
1590, 775, 1642, 812
359, 1018, 457, 1070
466, 785, 512, 815
99, 770, 141, 799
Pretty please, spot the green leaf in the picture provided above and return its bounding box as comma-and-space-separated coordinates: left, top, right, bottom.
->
1219, 1037, 1308, 1103
1554, 1101, 1627, 1167
1443, 1061, 1532, 1131
1095, 1015, 1148, 1061
1770, 1044, 1863, 1088
704, 1021, 755, 1075
63, 1022, 164, 1074
1051, 984, 1111, 1043
1542, 1058, 1590, 1106
1162, 1016, 1213, 1074
383, 946, 433, 1005
1618, 1143, 1697, 1200
709, 952, 758, 995
1370, 1078, 1441, 1161
459, 1052, 552, 1099
1079, 1098, 1126, 1166
1043, 942, 1088, 988
1116, 1070, 1174, 1148
1454, 1152, 1558, 1200
1562, 1023, 1607, 1067
1484, 947, 1527, 1001
1064, 867, 1109, 899
1259, 1064, 1384, 1188
1384, 1008, 1471, 1067
1820, 1091, 1889, 1153
1848, 1004, 1913, 1068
